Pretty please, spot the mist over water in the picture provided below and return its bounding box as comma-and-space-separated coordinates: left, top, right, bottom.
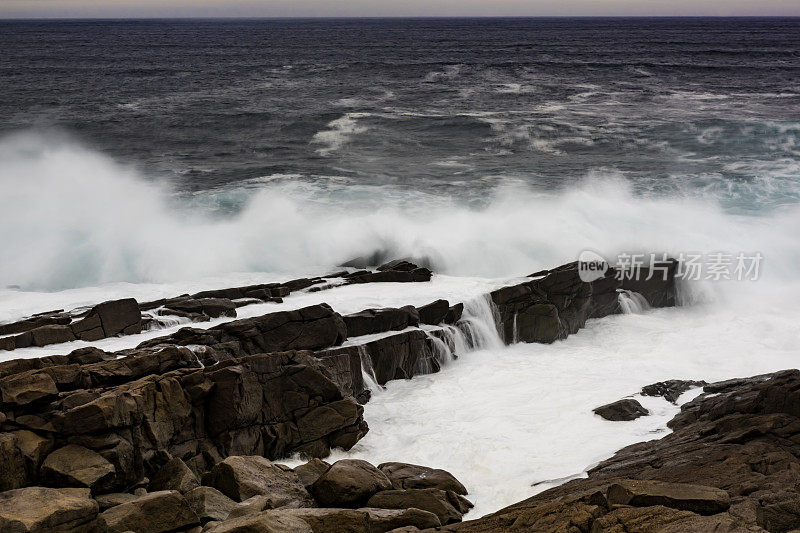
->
2, 130, 799, 292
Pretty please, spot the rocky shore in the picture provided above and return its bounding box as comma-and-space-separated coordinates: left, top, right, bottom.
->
7, 256, 786, 532
449, 370, 800, 532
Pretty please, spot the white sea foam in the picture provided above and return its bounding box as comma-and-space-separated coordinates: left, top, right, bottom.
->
311, 113, 370, 155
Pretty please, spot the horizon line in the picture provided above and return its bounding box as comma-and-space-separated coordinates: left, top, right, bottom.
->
2, 15, 800, 21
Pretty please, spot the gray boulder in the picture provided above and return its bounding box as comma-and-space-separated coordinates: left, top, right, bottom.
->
593, 399, 649, 421
148, 457, 200, 494
98, 490, 199, 533
0, 486, 99, 532
202, 456, 314, 506
308, 459, 392, 507
40, 444, 116, 492
378, 462, 467, 495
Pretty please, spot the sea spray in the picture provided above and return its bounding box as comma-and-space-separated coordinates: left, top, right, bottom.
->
4, 131, 800, 291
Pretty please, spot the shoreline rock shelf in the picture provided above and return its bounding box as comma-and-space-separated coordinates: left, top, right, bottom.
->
0, 259, 434, 353
0, 257, 691, 532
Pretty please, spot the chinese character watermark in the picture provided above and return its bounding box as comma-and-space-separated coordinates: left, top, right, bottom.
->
577, 251, 763, 282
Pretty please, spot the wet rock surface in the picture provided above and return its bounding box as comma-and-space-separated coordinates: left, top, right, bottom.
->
1, 298, 142, 351
641, 379, 707, 403
593, 398, 650, 421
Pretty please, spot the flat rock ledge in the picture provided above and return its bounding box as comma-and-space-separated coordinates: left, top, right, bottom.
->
0, 260, 433, 352
446, 369, 800, 532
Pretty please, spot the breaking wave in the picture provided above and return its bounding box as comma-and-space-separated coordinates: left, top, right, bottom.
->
2, 130, 800, 291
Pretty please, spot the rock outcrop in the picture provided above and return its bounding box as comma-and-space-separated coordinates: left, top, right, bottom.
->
493, 259, 679, 344
343, 306, 420, 338
0, 456, 471, 533
0, 344, 367, 492
0, 257, 689, 532
0, 486, 100, 532
593, 398, 649, 421
0, 263, 437, 352
641, 379, 706, 403
448, 369, 800, 532
138, 304, 347, 359
0, 298, 142, 351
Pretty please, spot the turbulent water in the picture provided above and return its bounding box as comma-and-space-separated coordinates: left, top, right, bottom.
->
2, 17, 800, 518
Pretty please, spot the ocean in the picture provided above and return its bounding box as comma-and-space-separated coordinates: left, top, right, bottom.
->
1, 17, 799, 518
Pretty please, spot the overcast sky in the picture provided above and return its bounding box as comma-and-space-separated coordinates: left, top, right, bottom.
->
1, 0, 799, 19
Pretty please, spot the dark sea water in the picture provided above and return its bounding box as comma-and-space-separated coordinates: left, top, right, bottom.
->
1, 18, 800, 287
2, 18, 799, 204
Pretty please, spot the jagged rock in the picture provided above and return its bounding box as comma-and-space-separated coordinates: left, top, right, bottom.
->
0, 433, 29, 490
294, 458, 331, 488
12, 430, 53, 467
138, 304, 347, 357
226, 495, 276, 519
455, 495, 604, 532
606, 479, 731, 515
361, 507, 442, 531
417, 300, 450, 325
0, 336, 15, 351
98, 490, 199, 533
232, 298, 265, 307
378, 462, 467, 495
203, 511, 312, 533
67, 347, 116, 365
591, 505, 748, 532
148, 457, 200, 494
267, 507, 442, 533
0, 430, 53, 490
700, 373, 774, 394
343, 306, 419, 338
163, 297, 237, 319
361, 330, 429, 385
271, 508, 368, 531
0, 370, 58, 406
593, 399, 649, 421
0, 486, 99, 532
756, 491, 800, 532
202, 456, 314, 506
588, 270, 623, 318
308, 459, 392, 507
95, 492, 140, 511
377, 260, 420, 272
319, 329, 433, 386
444, 303, 463, 324
40, 444, 116, 492
346, 266, 433, 285
641, 379, 707, 403
72, 298, 142, 341
185, 486, 237, 523
493, 259, 679, 346
366, 488, 468, 525
0, 344, 365, 492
